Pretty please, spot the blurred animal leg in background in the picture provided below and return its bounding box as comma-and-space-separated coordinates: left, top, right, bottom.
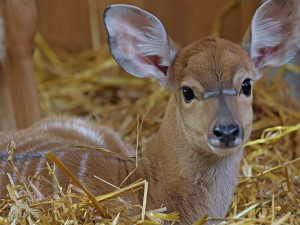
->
0, 0, 41, 131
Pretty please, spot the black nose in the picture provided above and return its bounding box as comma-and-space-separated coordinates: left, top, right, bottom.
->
213, 124, 239, 147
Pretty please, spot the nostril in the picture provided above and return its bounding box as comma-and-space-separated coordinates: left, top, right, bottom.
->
228, 125, 239, 137
213, 126, 223, 138
214, 130, 222, 138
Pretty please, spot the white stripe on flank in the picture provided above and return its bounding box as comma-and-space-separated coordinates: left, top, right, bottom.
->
35, 157, 46, 175
53, 152, 65, 195
0, 16, 5, 61
0, 160, 7, 185
78, 152, 88, 184
41, 118, 107, 147
21, 160, 31, 180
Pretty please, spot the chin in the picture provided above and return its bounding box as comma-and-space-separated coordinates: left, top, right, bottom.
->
206, 139, 243, 157
208, 144, 240, 156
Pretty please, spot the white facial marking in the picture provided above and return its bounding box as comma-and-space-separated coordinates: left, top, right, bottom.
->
203, 91, 220, 99
203, 89, 237, 99
222, 89, 237, 96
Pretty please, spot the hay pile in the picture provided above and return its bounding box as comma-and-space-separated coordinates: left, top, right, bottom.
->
0, 31, 300, 225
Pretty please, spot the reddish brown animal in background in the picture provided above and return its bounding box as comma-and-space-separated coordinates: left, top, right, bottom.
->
0, 0, 41, 131
0, 0, 299, 224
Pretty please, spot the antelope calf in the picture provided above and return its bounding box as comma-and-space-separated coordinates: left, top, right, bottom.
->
0, 0, 299, 224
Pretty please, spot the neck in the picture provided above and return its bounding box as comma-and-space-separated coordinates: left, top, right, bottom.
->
139, 95, 244, 224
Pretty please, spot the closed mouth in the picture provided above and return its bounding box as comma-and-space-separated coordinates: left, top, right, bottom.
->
205, 136, 242, 156
206, 137, 242, 148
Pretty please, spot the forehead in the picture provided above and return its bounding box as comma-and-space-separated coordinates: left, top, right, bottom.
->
174, 37, 252, 90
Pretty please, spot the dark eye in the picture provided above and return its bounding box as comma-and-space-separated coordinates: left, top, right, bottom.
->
241, 78, 251, 97
182, 86, 195, 103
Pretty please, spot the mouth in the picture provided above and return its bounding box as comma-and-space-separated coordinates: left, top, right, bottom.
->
205, 137, 242, 156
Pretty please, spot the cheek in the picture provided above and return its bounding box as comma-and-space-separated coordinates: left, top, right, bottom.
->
180, 99, 218, 137
234, 97, 253, 137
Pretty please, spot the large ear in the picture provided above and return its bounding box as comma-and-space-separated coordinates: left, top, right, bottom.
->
243, 0, 300, 79
103, 4, 178, 87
